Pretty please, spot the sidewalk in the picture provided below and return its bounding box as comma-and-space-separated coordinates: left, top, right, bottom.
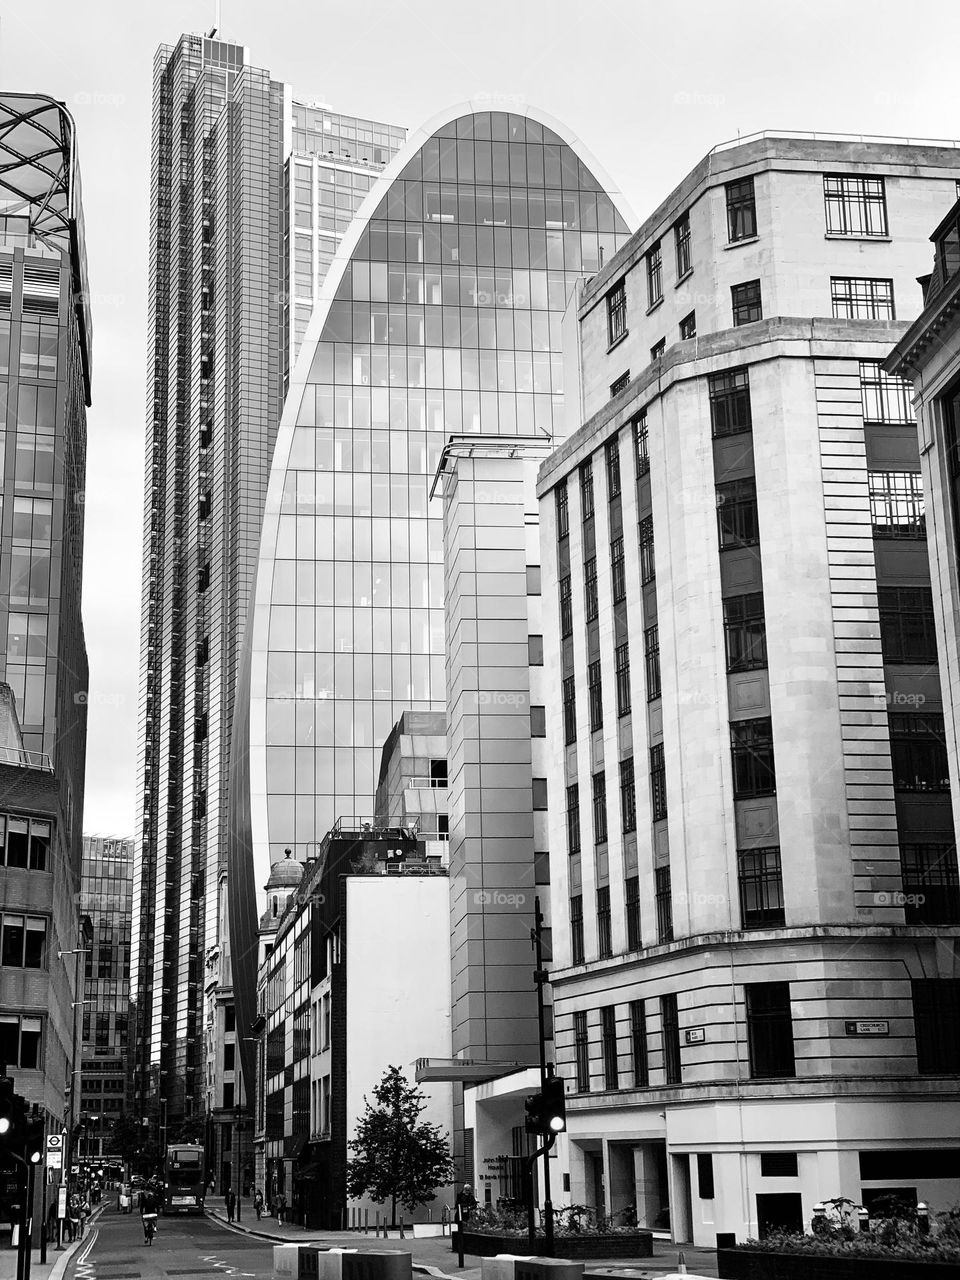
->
0, 1208, 104, 1280
204, 1207, 718, 1279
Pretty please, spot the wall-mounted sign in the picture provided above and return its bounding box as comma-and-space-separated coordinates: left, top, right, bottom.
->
684, 1027, 706, 1045
844, 1020, 889, 1036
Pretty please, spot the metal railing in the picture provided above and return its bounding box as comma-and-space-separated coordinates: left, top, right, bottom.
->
711, 129, 960, 154
0, 744, 53, 771
406, 775, 448, 789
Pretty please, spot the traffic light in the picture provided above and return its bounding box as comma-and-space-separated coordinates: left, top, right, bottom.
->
523, 1076, 567, 1137
25, 1113, 44, 1164
0, 1078, 29, 1167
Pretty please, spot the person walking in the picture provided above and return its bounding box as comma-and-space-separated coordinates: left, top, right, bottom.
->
275, 1190, 287, 1225
455, 1184, 477, 1224
254, 1189, 264, 1221
225, 1187, 237, 1223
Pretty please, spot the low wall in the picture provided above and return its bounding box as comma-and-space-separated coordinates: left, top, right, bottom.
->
453, 1232, 654, 1259
717, 1246, 960, 1279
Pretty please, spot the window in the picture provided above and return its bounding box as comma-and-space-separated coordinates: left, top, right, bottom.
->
566, 784, 581, 856
709, 367, 752, 437
726, 177, 757, 242
723, 592, 768, 672
625, 874, 641, 949
698, 1154, 716, 1199
646, 239, 663, 307
223, 1042, 235, 1071
759, 1151, 798, 1178
661, 993, 681, 1083
615, 642, 631, 717
0, 815, 51, 871
888, 712, 949, 792
630, 1000, 648, 1086
0, 1015, 42, 1069
731, 280, 762, 326
611, 536, 626, 604
717, 476, 759, 548
878, 587, 937, 664
593, 771, 608, 846
655, 866, 673, 942
19, 314, 58, 379
580, 461, 595, 522
731, 717, 776, 797
824, 174, 888, 237
0, 914, 46, 968
532, 777, 548, 810
594, 885, 612, 959
530, 705, 546, 737
634, 412, 650, 477
746, 982, 795, 1078
913, 979, 960, 1073
562, 675, 577, 745
650, 337, 666, 361
574, 1010, 589, 1088
650, 743, 667, 821
675, 213, 692, 277
588, 661, 603, 733
559, 574, 573, 638
556, 484, 569, 540
605, 439, 621, 499
570, 897, 585, 966
738, 847, 785, 928
639, 515, 655, 583
860, 360, 914, 425
224, 1006, 236, 1033
526, 563, 541, 595
601, 1006, 619, 1087
528, 634, 544, 666
900, 845, 960, 925
831, 276, 895, 320
607, 279, 627, 346
679, 311, 697, 340
584, 556, 599, 622
869, 470, 925, 539
936, 204, 960, 283
644, 624, 661, 700
620, 758, 637, 834
610, 371, 630, 398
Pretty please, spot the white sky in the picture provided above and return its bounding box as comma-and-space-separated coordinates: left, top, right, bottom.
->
2, 0, 958, 836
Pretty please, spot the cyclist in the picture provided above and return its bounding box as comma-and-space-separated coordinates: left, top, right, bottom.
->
140, 1187, 159, 1245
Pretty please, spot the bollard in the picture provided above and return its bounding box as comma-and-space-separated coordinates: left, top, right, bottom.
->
274, 1244, 301, 1280
364, 1209, 369, 1235
298, 1247, 322, 1280
918, 1202, 930, 1236
342, 1250, 412, 1280
515, 1259, 584, 1280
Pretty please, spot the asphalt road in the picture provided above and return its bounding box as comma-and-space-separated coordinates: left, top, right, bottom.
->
64, 1205, 274, 1280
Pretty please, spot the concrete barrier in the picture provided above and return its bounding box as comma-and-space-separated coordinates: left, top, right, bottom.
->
515, 1260, 584, 1280
481, 1254, 536, 1280
275, 1244, 301, 1279
341, 1249, 413, 1280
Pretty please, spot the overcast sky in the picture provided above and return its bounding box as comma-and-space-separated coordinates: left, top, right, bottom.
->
3, 0, 958, 836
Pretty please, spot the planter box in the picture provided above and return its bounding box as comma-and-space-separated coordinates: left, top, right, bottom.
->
717, 1246, 960, 1280
453, 1232, 653, 1260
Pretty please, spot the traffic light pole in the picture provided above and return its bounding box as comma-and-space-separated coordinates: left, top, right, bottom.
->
532, 896, 554, 1257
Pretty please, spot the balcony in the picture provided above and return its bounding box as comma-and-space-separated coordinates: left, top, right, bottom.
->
0, 745, 53, 772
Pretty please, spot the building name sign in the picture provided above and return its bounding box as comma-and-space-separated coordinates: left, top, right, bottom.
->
684, 1027, 706, 1045
844, 1020, 889, 1036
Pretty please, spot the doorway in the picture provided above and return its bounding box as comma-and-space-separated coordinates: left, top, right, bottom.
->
756, 1192, 804, 1237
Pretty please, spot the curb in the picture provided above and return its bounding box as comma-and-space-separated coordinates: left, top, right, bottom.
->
45, 1207, 105, 1280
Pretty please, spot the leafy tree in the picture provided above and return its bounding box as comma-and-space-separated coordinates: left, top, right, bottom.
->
109, 1116, 159, 1174
346, 1066, 453, 1224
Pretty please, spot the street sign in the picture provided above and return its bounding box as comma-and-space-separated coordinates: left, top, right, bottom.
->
57, 1186, 68, 1219
47, 1151, 62, 1170
844, 1020, 889, 1036
46, 1135, 63, 1152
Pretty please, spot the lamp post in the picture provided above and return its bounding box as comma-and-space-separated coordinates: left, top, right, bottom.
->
59, 931, 92, 1243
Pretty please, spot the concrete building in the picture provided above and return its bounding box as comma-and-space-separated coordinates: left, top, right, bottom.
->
78, 835, 134, 1148
374, 710, 449, 855
536, 133, 960, 1245
0, 93, 91, 1228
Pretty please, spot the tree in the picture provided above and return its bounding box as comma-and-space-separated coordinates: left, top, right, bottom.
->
109, 1116, 159, 1175
346, 1066, 453, 1224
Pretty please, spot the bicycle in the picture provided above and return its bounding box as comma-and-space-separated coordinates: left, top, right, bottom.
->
143, 1213, 158, 1245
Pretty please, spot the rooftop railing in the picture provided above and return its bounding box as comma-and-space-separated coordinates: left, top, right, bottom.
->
710, 129, 960, 154
0, 744, 53, 771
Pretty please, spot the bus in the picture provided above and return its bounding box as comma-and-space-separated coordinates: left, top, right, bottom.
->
163, 1144, 205, 1215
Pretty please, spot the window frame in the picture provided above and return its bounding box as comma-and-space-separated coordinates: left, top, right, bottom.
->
823, 173, 888, 238
606, 279, 628, 347
737, 847, 785, 929
615, 642, 631, 718
600, 1004, 619, 1088
646, 239, 663, 308
723, 591, 768, 673
674, 213, 692, 278
620, 757, 637, 834
731, 279, 762, 327
730, 716, 777, 798
745, 981, 796, 1079
831, 276, 895, 320
726, 176, 757, 243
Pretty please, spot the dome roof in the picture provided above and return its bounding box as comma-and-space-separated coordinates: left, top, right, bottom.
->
265, 850, 304, 891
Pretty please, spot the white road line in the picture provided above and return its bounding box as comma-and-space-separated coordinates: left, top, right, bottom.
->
76, 1230, 99, 1267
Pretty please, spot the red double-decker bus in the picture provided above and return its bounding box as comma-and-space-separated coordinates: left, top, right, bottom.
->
163, 1144, 205, 1215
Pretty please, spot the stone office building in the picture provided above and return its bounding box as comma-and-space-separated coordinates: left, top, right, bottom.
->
537, 133, 960, 1245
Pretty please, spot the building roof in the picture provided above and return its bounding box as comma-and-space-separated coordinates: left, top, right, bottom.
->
264, 850, 304, 890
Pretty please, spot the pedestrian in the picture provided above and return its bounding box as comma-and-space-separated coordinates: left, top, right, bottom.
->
254, 1189, 264, 1221
226, 1187, 237, 1223
275, 1190, 286, 1225
455, 1184, 477, 1224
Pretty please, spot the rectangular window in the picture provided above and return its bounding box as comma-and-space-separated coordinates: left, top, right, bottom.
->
831, 276, 895, 320
878, 586, 937, 664
639, 515, 655, 583
562, 675, 577, 745
824, 174, 888, 237
0, 1014, 42, 1069
584, 556, 599, 622
530, 705, 546, 737
620, 757, 637, 834
655, 866, 673, 943
644, 624, 661, 700
746, 982, 795, 1078
0, 815, 50, 871
588, 661, 603, 733
605, 438, 621, 499
675, 213, 691, 277
566, 784, 581, 856
532, 777, 548, 810
650, 743, 667, 821
631, 1000, 649, 1086
646, 239, 663, 307
634, 412, 650, 477
559, 574, 573, 638
760, 1152, 798, 1178
610, 371, 630, 398
731, 279, 762, 326
738, 847, 785, 928
580, 461, 595, 522
900, 845, 960, 925
650, 337, 666, 361
731, 717, 776, 798
570, 896, 585, 966
601, 1006, 619, 1088
625, 874, 641, 949
661, 992, 681, 1084
607, 279, 627, 346
889, 712, 949, 792
679, 311, 697, 340
717, 476, 759, 548
611, 535, 626, 604
913, 979, 960, 1073
615, 642, 631, 717
697, 1154, 715, 1200
860, 359, 914, 425
723, 592, 768, 672
573, 1010, 589, 1089
528, 633, 544, 665
592, 771, 608, 846
869, 471, 925, 539
0, 914, 46, 968
726, 177, 757, 242
597, 885, 612, 958
937, 204, 960, 282
556, 484, 569, 540
709, 367, 752, 437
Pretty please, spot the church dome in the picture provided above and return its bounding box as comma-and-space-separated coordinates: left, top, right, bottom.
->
265, 849, 304, 892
